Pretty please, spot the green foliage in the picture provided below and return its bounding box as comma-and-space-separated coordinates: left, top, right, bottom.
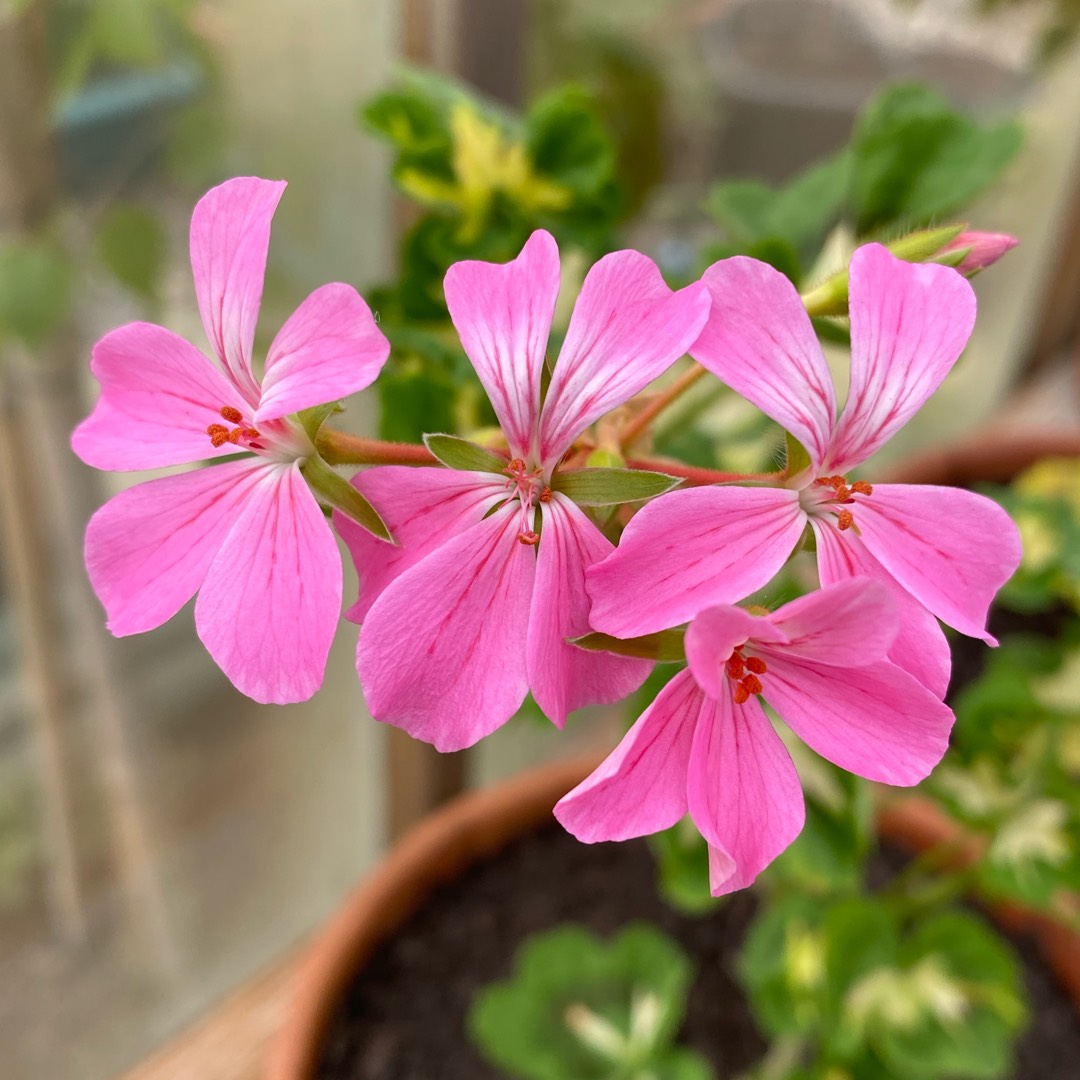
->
469, 923, 714, 1080
703, 83, 1021, 286
741, 897, 1027, 1079
553, 467, 682, 506
95, 203, 167, 301
649, 818, 720, 916
424, 433, 507, 474
0, 238, 74, 348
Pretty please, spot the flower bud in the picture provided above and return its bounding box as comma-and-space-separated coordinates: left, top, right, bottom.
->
942, 231, 1018, 274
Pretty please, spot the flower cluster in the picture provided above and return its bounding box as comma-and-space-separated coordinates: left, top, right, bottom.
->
73, 177, 1021, 895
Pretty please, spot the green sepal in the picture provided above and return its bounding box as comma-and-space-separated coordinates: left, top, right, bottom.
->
571, 629, 686, 662
785, 432, 813, 482
298, 401, 344, 445
553, 467, 681, 507
424, 432, 508, 473
300, 454, 394, 542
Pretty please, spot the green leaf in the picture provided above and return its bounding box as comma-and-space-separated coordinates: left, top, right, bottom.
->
526, 84, 615, 197
572, 629, 686, 662
649, 819, 720, 915
0, 239, 74, 347
299, 454, 392, 541
95, 204, 167, 301
553, 467, 682, 506
423, 432, 507, 473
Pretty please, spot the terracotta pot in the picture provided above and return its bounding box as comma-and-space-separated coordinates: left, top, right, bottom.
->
266, 752, 1080, 1080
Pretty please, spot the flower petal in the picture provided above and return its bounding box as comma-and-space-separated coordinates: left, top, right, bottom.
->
443, 230, 558, 460
853, 484, 1022, 643
195, 462, 342, 704
826, 244, 976, 473
538, 253, 710, 466
686, 692, 805, 896
767, 578, 897, 666
337, 466, 508, 623
255, 283, 390, 422
587, 486, 805, 638
811, 518, 951, 697
527, 495, 651, 728
190, 176, 286, 404
85, 458, 269, 636
554, 669, 702, 842
685, 605, 786, 699
72, 322, 244, 470
758, 652, 954, 786
692, 257, 836, 473
357, 505, 535, 751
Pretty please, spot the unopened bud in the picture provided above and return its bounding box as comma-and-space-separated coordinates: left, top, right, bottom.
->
940, 231, 1018, 275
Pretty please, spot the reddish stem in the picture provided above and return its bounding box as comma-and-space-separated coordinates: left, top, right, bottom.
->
627, 456, 783, 487
316, 429, 440, 467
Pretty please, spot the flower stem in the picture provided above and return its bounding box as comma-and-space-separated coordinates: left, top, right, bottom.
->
619, 363, 708, 451
627, 455, 781, 487
316, 428, 439, 467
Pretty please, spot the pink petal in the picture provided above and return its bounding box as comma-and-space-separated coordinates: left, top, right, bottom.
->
853, 484, 1022, 643
685, 605, 785, 699
758, 651, 954, 786
812, 518, 951, 697
767, 578, 897, 666
337, 466, 508, 623
526, 495, 651, 728
443, 230, 558, 460
692, 258, 836, 474
554, 669, 702, 842
537, 253, 710, 466
190, 177, 286, 404
72, 322, 245, 470
357, 505, 536, 751
85, 458, 270, 636
686, 692, 805, 896
195, 462, 342, 704
255, 283, 390, 422
587, 486, 805, 638
826, 244, 976, 473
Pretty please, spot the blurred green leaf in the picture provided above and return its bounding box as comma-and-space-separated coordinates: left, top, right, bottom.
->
95, 204, 167, 301
649, 818, 720, 915
0, 239, 74, 348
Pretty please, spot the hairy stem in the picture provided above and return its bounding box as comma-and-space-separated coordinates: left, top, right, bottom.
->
316, 428, 439, 467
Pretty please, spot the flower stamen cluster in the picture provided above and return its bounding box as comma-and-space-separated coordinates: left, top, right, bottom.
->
726, 647, 767, 704
207, 405, 262, 449
505, 457, 545, 545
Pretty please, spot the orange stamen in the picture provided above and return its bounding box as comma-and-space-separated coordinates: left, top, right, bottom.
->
517, 530, 540, 546
740, 674, 763, 697
746, 656, 767, 675
836, 508, 854, 531
851, 480, 873, 496
539, 486, 552, 503
220, 405, 243, 424
727, 655, 745, 679
733, 684, 750, 705
834, 484, 851, 501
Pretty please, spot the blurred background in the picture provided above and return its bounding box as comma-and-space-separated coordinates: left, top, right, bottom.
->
1, 2, 1079, 1078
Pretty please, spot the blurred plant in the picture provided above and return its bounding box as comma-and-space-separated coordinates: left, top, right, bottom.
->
469, 923, 714, 1080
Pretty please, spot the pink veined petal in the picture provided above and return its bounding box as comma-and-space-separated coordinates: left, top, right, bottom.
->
692, 257, 836, 475
336, 466, 508, 623
757, 650, 954, 786
190, 176, 286, 405
554, 669, 702, 842
587, 486, 805, 638
685, 605, 786, 700
766, 577, 897, 667
811, 518, 951, 698
195, 462, 342, 705
526, 494, 651, 728
825, 244, 976, 473
357, 505, 536, 752
853, 483, 1022, 644
72, 322, 246, 471
255, 283, 390, 422
85, 458, 271, 636
443, 230, 559, 461
537, 252, 711, 467
686, 692, 805, 897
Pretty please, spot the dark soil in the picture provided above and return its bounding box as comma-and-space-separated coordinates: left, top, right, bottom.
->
315, 825, 1080, 1080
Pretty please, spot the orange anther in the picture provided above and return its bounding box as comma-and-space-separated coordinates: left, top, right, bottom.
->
741, 674, 763, 696
539, 486, 552, 503
813, 477, 832, 487
220, 406, 244, 424
733, 684, 750, 705
517, 530, 540, 546
241, 426, 261, 439
851, 480, 873, 496
746, 656, 767, 675
829, 475, 846, 488
834, 484, 851, 501
836, 508, 854, 531
226, 428, 243, 444
507, 458, 526, 473
727, 655, 746, 679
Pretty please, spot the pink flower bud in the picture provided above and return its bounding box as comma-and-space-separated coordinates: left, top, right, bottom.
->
944, 231, 1019, 274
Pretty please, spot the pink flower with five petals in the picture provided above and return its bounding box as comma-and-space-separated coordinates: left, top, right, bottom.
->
339, 230, 711, 751
72, 177, 389, 704
556, 578, 955, 896
587, 244, 1022, 697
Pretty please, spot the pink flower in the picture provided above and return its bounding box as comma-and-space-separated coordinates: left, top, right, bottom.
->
943, 230, 1018, 274
339, 230, 711, 751
588, 244, 1021, 696
556, 578, 954, 895
71, 177, 389, 703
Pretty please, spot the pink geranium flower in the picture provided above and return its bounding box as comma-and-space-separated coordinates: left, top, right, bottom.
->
72, 177, 389, 703
588, 244, 1021, 696
556, 578, 954, 895
339, 230, 710, 751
